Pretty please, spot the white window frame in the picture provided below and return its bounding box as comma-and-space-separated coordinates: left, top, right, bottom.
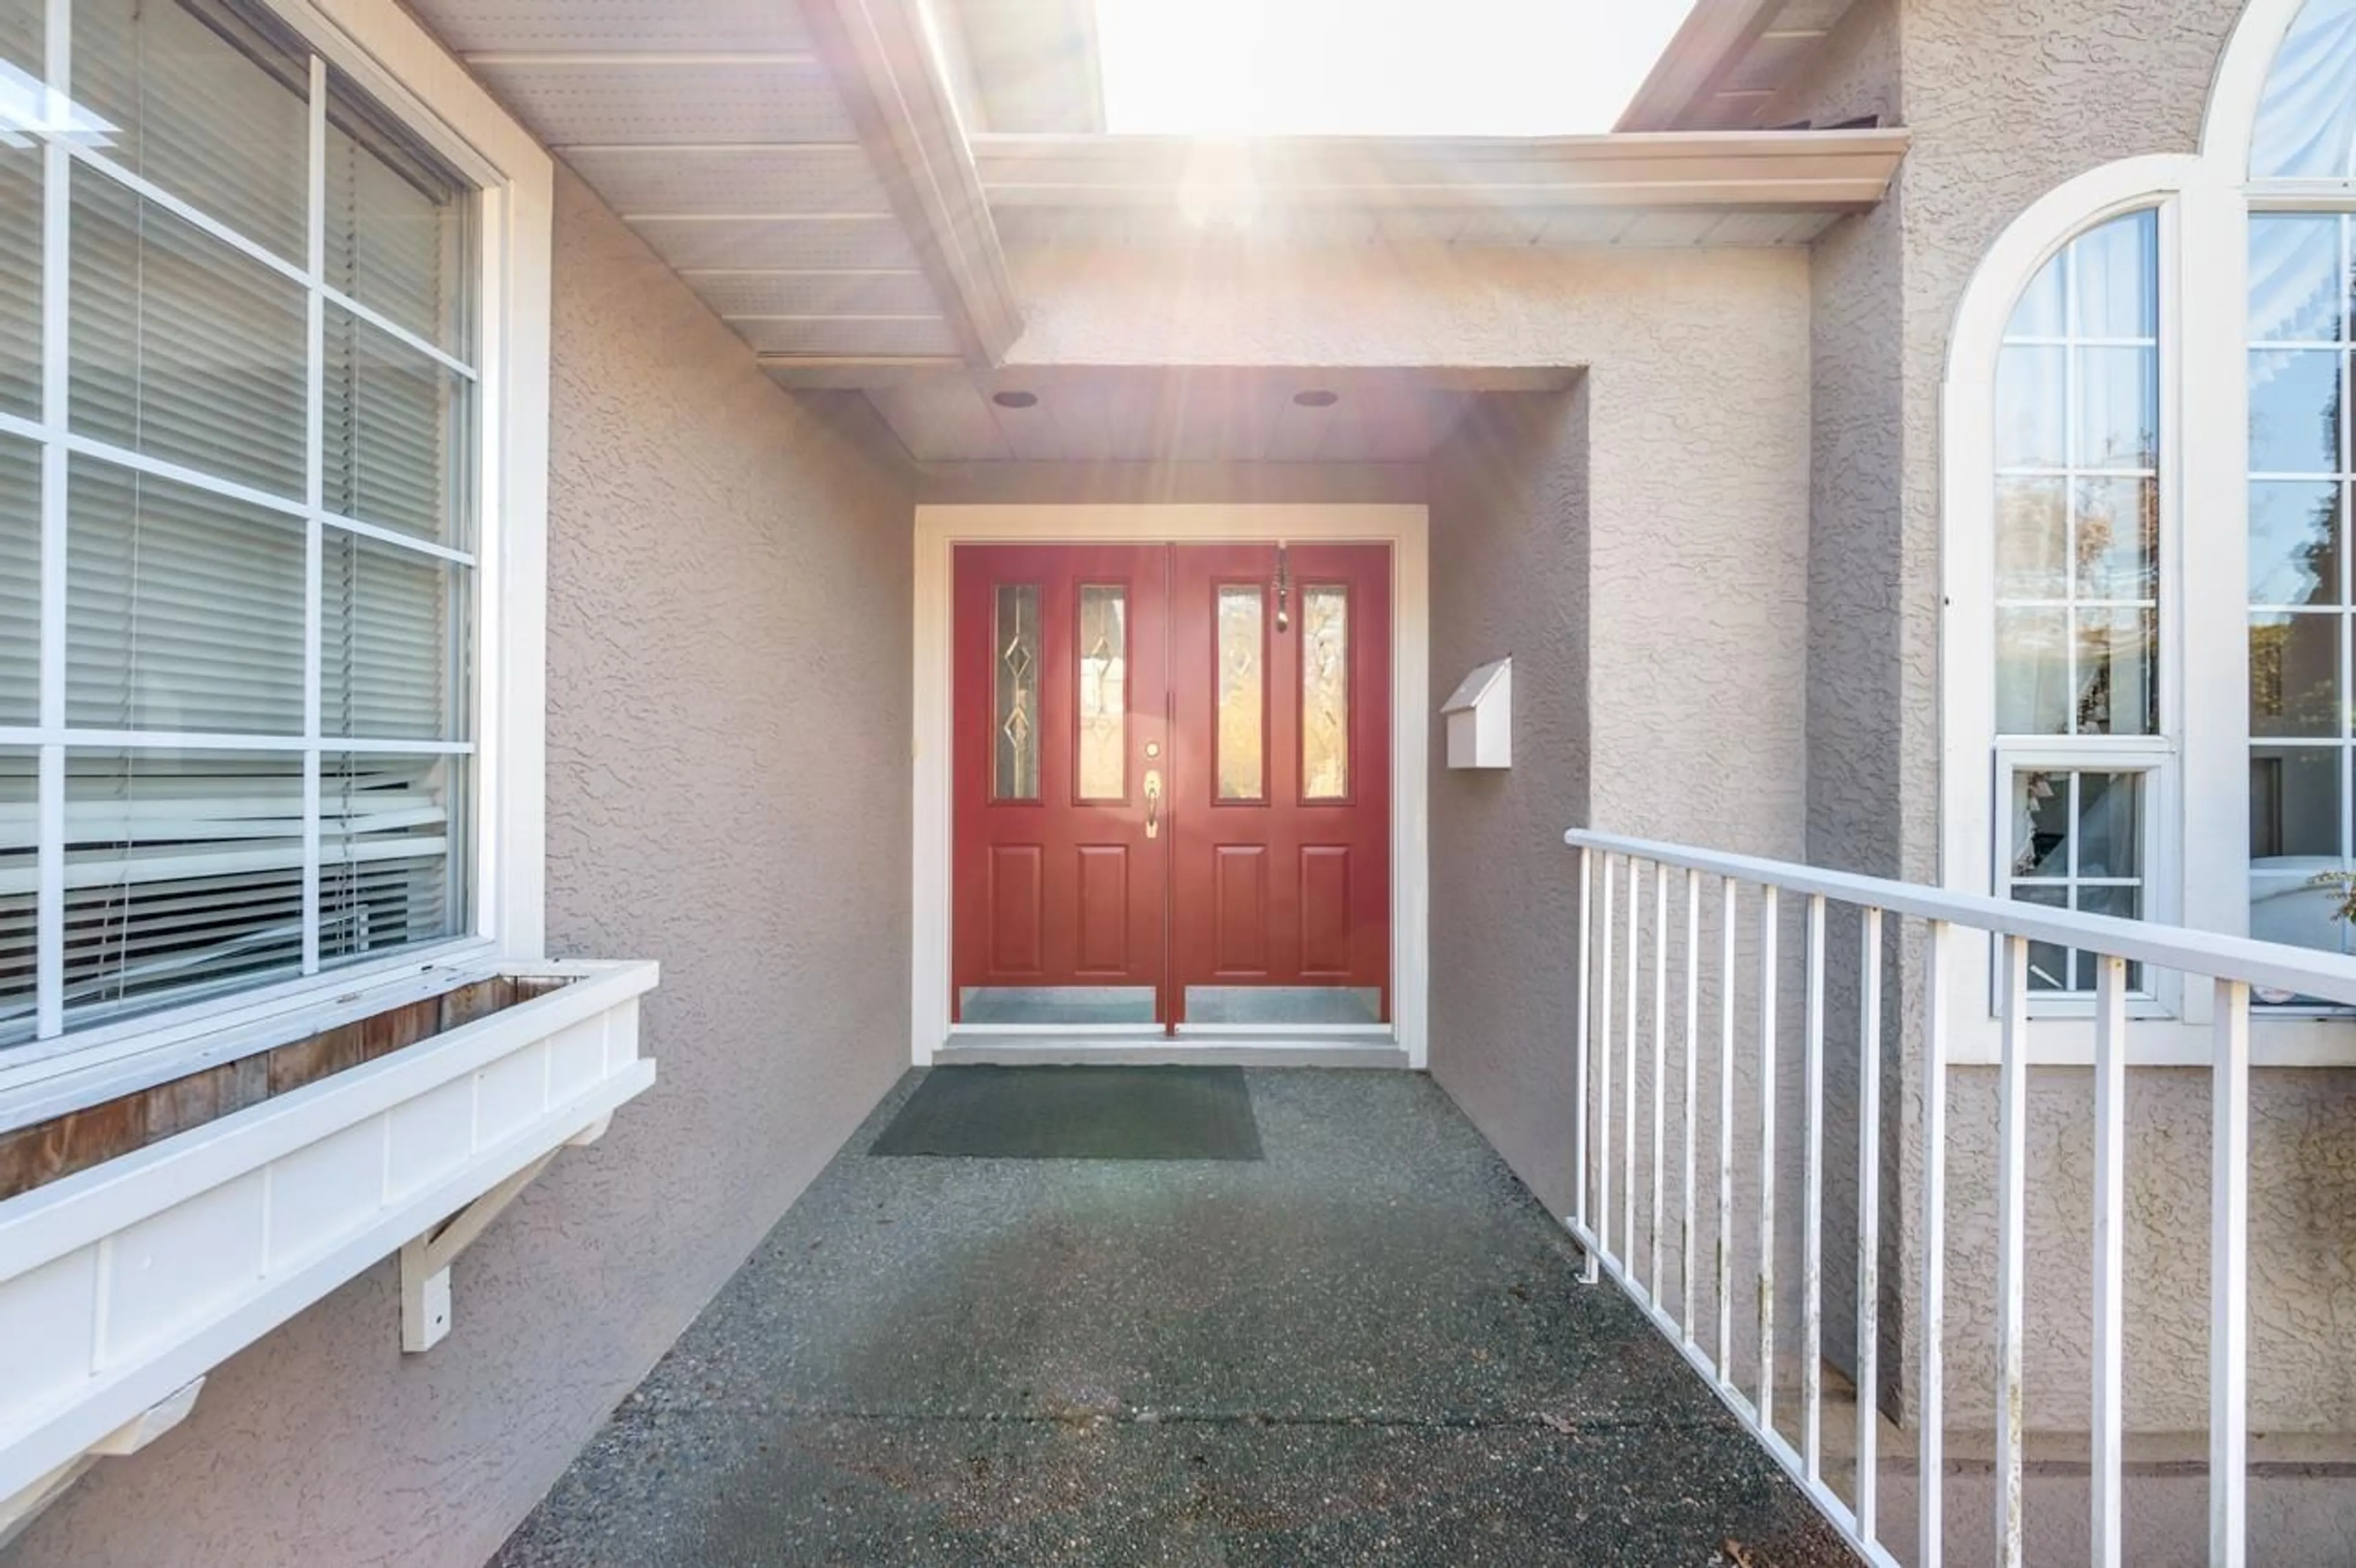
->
1941, 0, 2356, 1066
0, 0, 552, 1119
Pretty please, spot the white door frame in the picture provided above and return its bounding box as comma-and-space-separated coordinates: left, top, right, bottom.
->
910, 504, 1431, 1067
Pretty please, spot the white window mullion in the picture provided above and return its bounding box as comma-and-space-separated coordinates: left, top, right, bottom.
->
34, 0, 71, 1041
303, 53, 326, 977
2180, 173, 2253, 977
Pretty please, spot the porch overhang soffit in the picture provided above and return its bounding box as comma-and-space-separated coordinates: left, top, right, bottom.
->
404, 0, 1025, 380
971, 128, 1909, 223
1617, 0, 1866, 133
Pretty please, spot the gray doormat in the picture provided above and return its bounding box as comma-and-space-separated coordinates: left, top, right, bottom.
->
868, 1066, 1264, 1160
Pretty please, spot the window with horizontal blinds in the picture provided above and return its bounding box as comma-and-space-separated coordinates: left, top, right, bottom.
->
0, 0, 478, 1051
72, 0, 309, 263
0, 439, 34, 725
0, 750, 29, 1043
62, 749, 307, 1024
66, 456, 307, 734
321, 753, 459, 963
0, 141, 37, 420
325, 69, 468, 358
69, 165, 309, 498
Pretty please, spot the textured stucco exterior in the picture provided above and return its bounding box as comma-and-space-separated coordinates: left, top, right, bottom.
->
1427, 390, 1592, 1216
4, 169, 917, 1568
1773, 0, 2356, 1445
1368, 244, 1813, 1216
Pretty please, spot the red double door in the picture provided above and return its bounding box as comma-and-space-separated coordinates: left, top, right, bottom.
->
952, 542, 1392, 1031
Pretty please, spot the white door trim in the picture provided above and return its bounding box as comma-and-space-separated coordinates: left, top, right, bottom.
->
910, 504, 1432, 1068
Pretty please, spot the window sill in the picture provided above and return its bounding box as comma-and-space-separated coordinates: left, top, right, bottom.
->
1946, 1010, 2356, 1067
0, 958, 658, 1517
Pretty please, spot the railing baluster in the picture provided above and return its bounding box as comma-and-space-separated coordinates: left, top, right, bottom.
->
1652, 860, 1669, 1305
1802, 893, 1827, 1479
1575, 845, 1595, 1285
1920, 919, 1950, 1568
1757, 883, 1780, 1433
1561, 834, 2318, 1568
2090, 952, 2127, 1568
1856, 904, 1883, 1545
1597, 855, 1616, 1271
1995, 934, 2030, 1568
1717, 877, 1737, 1385
2211, 977, 2250, 1568
1624, 853, 1641, 1291
1682, 866, 1701, 1342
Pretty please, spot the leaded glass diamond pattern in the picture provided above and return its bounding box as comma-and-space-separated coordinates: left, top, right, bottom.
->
993, 583, 1040, 800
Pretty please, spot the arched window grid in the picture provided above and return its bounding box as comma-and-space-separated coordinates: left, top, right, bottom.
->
1944, 0, 2356, 1053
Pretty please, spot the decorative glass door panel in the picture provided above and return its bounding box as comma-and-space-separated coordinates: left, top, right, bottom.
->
1169, 543, 1393, 1029
950, 542, 1392, 1032
953, 546, 1169, 1026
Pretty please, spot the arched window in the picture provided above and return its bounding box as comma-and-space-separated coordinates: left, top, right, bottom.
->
1993, 212, 2161, 993
2246, 4, 2356, 956
1948, 0, 2356, 1047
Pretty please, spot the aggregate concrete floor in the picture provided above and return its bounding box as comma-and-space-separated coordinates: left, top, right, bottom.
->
491, 1070, 1861, 1568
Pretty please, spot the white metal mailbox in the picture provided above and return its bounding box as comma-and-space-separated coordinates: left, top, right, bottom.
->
1442, 658, 1512, 769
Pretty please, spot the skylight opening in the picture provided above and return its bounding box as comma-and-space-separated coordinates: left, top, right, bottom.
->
1094, 0, 1702, 139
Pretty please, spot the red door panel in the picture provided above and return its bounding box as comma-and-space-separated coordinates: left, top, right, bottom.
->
1168, 543, 1393, 1023
952, 545, 1169, 1019
952, 540, 1392, 1031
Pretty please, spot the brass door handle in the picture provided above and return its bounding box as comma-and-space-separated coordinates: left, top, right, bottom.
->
1144, 769, 1161, 839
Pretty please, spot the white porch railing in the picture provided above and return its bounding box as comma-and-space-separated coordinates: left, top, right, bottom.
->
1563, 829, 2356, 1568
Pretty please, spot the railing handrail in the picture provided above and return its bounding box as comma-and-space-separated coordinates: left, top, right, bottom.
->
1568, 828, 2356, 1009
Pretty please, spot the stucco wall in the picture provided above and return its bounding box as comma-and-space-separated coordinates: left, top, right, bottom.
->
1805, 0, 2356, 1442
1374, 243, 1813, 1215
4, 167, 917, 1568
1426, 390, 1592, 1215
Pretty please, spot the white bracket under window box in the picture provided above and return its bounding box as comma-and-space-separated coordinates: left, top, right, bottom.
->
0, 959, 658, 1521
1442, 658, 1512, 769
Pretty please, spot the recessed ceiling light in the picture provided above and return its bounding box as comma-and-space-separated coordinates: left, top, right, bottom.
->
991, 390, 1039, 409
1292, 390, 1339, 408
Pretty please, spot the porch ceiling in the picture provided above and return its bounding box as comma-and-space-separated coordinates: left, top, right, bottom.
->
863, 366, 1515, 464
1617, 0, 1865, 132
404, 0, 1020, 377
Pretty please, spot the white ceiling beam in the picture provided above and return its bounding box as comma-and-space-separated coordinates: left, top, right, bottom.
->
801, 0, 1025, 366
971, 129, 1909, 215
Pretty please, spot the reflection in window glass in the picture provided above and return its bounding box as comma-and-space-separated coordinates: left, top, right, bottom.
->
2008, 769, 2144, 991
1077, 585, 1126, 801
1217, 585, 1263, 801
1301, 586, 1349, 799
2252, 0, 2356, 180
1992, 210, 2159, 737
2249, 210, 2356, 956
993, 583, 1040, 801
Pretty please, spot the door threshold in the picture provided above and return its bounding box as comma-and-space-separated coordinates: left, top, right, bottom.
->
933, 1036, 1410, 1070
